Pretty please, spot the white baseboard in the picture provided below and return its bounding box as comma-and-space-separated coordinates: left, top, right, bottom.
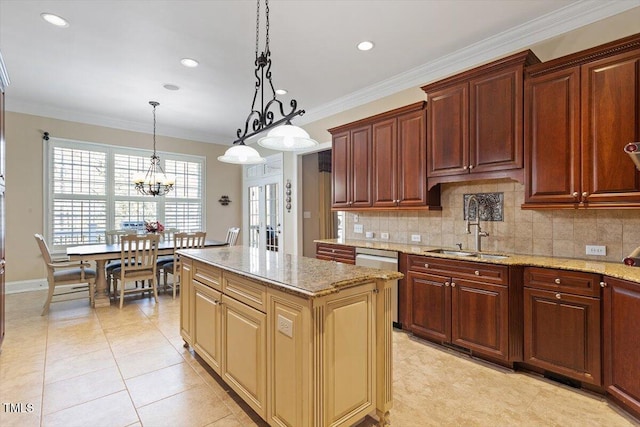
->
6, 279, 48, 294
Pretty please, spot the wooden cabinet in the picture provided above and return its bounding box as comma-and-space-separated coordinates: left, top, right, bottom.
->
331, 125, 372, 209
193, 282, 222, 373
315, 242, 356, 264
603, 276, 640, 419
180, 262, 193, 344
422, 50, 539, 187
524, 34, 640, 208
330, 102, 440, 211
406, 255, 522, 363
523, 267, 602, 385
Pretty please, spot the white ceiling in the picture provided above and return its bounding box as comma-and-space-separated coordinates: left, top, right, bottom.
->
1, 0, 638, 145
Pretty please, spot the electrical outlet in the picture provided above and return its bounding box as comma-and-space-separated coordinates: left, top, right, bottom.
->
277, 314, 293, 338
354, 214, 359, 223
586, 245, 606, 256
365, 231, 374, 239
411, 234, 421, 243
354, 224, 364, 233
381, 232, 389, 240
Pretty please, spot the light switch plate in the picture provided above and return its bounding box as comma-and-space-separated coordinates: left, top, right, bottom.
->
381, 232, 389, 240
354, 214, 359, 223
354, 224, 364, 233
303, 211, 311, 219
586, 245, 606, 256
277, 314, 293, 338
411, 234, 421, 242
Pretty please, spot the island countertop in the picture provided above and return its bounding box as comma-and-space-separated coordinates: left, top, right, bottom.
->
178, 245, 403, 298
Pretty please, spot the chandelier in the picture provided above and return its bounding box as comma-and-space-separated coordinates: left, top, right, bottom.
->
218, 0, 318, 165
133, 101, 175, 196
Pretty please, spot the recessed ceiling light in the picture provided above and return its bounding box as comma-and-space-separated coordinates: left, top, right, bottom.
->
275, 89, 288, 95
163, 84, 180, 91
41, 13, 69, 28
357, 41, 374, 51
180, 58, 199, 68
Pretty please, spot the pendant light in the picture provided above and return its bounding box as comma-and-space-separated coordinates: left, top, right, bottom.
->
218, 0, 317, 165
133, 101, 175, 196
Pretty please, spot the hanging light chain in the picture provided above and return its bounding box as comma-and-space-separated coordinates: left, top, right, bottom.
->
255, 0, 260, 60
265, 0, 270, 54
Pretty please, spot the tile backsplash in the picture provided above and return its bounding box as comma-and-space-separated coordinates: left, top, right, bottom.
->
343, 179, 640, 263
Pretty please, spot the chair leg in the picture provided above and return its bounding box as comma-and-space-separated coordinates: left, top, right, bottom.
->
89, 282, 95, 306
119, 280, 125, 309
173, 275, 178, 299
152, 277, 159, 303
41, 283, 55, 316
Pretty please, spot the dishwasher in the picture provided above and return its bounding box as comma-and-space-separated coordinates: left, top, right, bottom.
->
355, 247, 399, 327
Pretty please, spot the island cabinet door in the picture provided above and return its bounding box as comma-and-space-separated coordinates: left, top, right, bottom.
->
193, 282, 222, 374
180, 261, 193, 346
221, 294, 267, 419
408, 270, 451, 342
321, 283, 376, 427
451, 278, 509, 360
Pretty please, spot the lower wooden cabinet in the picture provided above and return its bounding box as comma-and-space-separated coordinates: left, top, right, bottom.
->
603, 276, 640, 418
193, 282, 222, 373
523, 267, 602, 385
406, 256, 521, 363
316, 242, 356, 264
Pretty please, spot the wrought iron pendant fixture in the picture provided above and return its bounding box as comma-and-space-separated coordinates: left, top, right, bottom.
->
133, 101, 175, 196
218, 0, 317, 165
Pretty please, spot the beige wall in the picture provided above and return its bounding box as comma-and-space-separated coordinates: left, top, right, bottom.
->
301, 153, 320, 257
343, 180, 640, 264
6, 111, 242, 283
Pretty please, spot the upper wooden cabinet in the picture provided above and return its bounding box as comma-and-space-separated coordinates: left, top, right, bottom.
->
524, 33, 640, 209
329, 102, 441, 211
422, 50, 540, 188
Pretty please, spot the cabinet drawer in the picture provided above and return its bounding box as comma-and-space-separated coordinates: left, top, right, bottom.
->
223, 272, 267, 313
525, 267, 602, 297
407, 255, 508, 285
193, 261, 222, 291
316, 243, 356, 264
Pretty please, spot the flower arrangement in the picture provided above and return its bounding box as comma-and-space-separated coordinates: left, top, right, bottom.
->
145, 220, 164, 233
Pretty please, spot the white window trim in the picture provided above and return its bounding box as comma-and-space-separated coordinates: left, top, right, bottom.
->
43, 136, 206, 255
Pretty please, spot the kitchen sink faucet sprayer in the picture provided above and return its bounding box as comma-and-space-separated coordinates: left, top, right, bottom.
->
466, 195, 489, 252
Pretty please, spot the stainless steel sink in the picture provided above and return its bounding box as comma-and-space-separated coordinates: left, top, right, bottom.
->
426, 249, 509, 260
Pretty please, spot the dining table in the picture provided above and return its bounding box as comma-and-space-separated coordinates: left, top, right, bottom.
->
67, 239, 228, 307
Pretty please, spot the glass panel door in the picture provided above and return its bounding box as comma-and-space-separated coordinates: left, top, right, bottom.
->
248, 185, 260, 248
265, 183, 280, 252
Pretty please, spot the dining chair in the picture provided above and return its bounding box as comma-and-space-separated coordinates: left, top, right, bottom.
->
104, 229, 137, 296
155, 227, 180, 278
34, 234, 97, 315
162, 231, 206, 298
225, 227, 240, 246
111, 233, 160, 309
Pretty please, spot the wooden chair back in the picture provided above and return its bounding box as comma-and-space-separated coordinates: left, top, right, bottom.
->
105, 229, 136, 245
160, 228, 180, 243
119, 234, 160, 278
225, 227, 240, 246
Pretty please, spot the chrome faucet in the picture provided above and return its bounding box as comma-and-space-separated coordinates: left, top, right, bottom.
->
465, 195, 489, 252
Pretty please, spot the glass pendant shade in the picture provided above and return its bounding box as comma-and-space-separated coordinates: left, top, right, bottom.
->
217, 144, 266, 165
257, 124, 318, 151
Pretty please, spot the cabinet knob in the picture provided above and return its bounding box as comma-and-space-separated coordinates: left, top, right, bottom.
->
600, 281, 607, 288
572, 192, 579, 198
445, 281, 450, 287
582, 192, 588, 198
396, 199, 401, 204
424, 263, 429, 269
331, 249, 336, 253
451, 282, 456, 288
468, 164, 474, 169
554, 278, 561, 284
348, 201, 353, 205
474, 270, 480, 276
555, 293, 561, 299
463, 165, 468, 170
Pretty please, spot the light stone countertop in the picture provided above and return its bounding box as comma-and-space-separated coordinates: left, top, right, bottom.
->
178, 245, 403, 298
315, 238, 640, 284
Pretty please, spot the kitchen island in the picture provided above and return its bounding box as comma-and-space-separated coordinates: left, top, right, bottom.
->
178, 246, 403, 427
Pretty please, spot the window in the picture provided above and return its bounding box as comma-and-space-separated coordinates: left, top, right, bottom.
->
44, 137, 205, 252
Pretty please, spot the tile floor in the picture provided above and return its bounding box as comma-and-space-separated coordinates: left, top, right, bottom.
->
0, 290, 638, 427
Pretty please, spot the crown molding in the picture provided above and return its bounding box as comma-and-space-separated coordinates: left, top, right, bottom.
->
299, 0, 640, 126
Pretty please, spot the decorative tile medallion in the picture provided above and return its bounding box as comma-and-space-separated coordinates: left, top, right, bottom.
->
463, 193, 504, 221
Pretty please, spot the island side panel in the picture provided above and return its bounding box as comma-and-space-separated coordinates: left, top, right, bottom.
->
180, 260, 193, 347
376, 278, 394, 426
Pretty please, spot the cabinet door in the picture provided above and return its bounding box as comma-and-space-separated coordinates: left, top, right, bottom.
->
180, 262, 193, 345
408, 271, 450, 342
470, 65, 524, 173
372, 118, 397, 207
427, 82, 469, 177
524, 67, 581, 205
222, 295, 267, 418
331, 131, 350, 208
603, 277, 640, 416
581, 50, 640, 205
350, 125, 372, 208
193, 282, 222, 374
397, 109, 427, 207
524, 288, 601, 385
451, 278, 509, 360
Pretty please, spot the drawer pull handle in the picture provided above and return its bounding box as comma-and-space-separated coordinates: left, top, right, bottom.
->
451, 282, 456, 288
445, 281, 450, 287
424, 263, 429, 269
554, 278, 561, 284
555, 293, 561, 299
474, 270, 480, 276
600, 281, 607, 288
331, 249, 336, 253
